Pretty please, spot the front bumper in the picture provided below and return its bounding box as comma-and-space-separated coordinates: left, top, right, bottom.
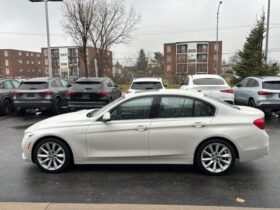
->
14, 100, 53, 110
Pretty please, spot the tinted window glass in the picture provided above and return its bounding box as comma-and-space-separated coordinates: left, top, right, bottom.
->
12, 80, 20, 88
106, 80, 113, 87
111, 97, 154, 120
159, 96, 193, 118
239, 78, 248, 87
193, 78, 225, 85
182, 77, 189, 85
263, 81, 280, 90
19, 82, 48, 90
131, 82, 163, 90
3, 81, 14, 89
60, 79, 68, 87
72, 81, 103, 90
246, 79, 259, 87
194, 100, 215, 117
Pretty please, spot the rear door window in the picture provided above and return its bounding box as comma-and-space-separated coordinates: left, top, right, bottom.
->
3, 81, 14, 89
131, 82, 163, 90
193, 78, 225, 85
19, 82, 48, 90
72, 81, 103, 91
262, 81, 280, 90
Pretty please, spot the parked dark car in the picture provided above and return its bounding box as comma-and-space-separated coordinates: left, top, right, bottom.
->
13, 77, 68, 114
0, 78, 20, 115
67, 77, 122, 110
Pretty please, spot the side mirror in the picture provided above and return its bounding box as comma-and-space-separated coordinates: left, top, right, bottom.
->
115, 84, 119, 88
102, 112, 111, 122
236, 83, 241, 88
164, 84, 167, 88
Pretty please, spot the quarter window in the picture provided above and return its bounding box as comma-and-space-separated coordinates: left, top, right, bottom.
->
194, 100, 215, 117
110, 97, 154, 121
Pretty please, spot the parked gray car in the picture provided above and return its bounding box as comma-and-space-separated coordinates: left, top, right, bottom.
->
67, 77, 122, 110
233, 76, 280, 113
13, 77, 69, 114
0, 79, 20, 115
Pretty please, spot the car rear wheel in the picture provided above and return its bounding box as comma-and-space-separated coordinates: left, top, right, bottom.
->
248, 98, 256, 108
52, 98, 62, 115
34, 138, 71, 173
195, 139, 236, 175
1, 98, 13, 115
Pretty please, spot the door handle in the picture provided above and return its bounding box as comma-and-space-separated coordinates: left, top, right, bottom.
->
136, 125, 147, 131
191, 122, 207, 128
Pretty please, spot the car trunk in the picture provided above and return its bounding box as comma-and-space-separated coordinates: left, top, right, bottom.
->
14, 82, 51, 100
261, 81, 280, 101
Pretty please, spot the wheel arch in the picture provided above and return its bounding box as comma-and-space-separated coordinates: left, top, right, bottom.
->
31, 135, 74, 164
193, 137, 240, 164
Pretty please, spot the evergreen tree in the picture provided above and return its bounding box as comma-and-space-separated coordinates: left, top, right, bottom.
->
136, 49, 148, 76
151, 52, 164, 77
232, 14, 279, 84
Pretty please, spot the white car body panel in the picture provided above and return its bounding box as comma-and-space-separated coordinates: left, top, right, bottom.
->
22, 90, 269, 166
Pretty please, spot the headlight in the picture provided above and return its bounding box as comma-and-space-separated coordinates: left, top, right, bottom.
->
24, 131, 33, 139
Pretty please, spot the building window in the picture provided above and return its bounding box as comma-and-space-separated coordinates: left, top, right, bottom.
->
38, 69, 41, 72
167, 56, 172, 63
44, 50, 48, 56
214, 44, 218, 52
5, 60, 9, 66
45, 58, 48, 65
31, 61, 34, 64
18, 51, 22, 56
166, 46, 172, 53
4, 51, 8, 57
26, 52, 29, 56
32, 69, 35, 72
18, 60, 23, 64
38, 61, 41, 65
5, 67, 9, 75
26, 60, 30, 64
167, 65, 171, 72
19, 69, 23, 72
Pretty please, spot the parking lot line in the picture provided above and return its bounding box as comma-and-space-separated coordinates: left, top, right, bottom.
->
0, 203, 279, 210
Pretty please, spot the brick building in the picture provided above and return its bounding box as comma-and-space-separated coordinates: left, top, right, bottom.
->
0, 49, 44, 78
41, 46, 113, 78
164, 41, 222, 82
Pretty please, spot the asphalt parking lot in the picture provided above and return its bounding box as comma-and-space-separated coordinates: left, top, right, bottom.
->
0, 112, 279, 208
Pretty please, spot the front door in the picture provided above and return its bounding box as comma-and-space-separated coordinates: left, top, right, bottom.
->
86, 96, 155, 158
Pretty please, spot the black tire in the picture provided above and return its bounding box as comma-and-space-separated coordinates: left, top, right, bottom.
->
34, 138, 71, 173
52, 98, 62, 115
1, 98, 13, 115
195, 139, 236, 175
248, 98, 256, 108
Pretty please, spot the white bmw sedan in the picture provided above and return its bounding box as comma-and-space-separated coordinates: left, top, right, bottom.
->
22, 90, 269, 175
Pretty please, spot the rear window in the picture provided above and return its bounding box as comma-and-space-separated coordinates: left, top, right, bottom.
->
72, 81, 103, 90
131, 82, 163, 90
263, 81, 280, 90
193, 78, 225, 85
18, 82, 48, 90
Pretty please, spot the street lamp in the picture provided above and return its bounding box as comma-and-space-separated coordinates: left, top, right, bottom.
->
216, 1, 223, 75
265, 0, 271, 64
28, 0, 63, 78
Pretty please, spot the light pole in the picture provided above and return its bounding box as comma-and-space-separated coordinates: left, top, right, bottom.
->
216, 1, 223, 75
265, 0, 271, 64
28, 0, 63, 77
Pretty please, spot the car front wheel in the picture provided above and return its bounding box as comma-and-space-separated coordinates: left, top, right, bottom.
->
195, 139, 236, 175
34, 138, 71, 173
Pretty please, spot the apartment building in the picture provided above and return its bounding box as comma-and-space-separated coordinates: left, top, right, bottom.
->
41, 46, 113, 78
0, 49, 44, 78
164, 41, 222, 82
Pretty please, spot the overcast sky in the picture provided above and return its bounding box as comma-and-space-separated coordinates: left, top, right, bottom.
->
0, 0, 280, 65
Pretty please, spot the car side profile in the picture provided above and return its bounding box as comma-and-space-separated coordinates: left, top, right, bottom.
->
13, 77, 68, 114
22, 90, 269, 175
0, 78, 20, 115
180, 74, 234, 104
127, 77, 165, 94
67, 77, 122, 110
233, 76, 280, 113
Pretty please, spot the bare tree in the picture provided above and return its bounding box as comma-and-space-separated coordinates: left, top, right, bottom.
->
62, 0, 94, 77
90, 0, 140, 76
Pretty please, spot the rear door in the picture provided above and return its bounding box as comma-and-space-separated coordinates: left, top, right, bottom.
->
234, 78, 249, 104
149, 95, 215, 158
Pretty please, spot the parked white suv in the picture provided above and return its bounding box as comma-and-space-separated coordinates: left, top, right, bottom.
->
127, 77, 165, 94
180, 74, 234, 104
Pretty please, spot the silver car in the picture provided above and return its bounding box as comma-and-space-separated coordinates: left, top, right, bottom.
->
233, 76, 280, 112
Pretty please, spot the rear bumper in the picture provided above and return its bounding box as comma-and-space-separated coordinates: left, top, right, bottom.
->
68, 101, 108, 109
257, 103, 280, 111
14, 100, 53, 110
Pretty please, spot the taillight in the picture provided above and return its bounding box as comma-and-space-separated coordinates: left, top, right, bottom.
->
253, 118, 265, 130
96, 90, 110, 96
221, 89, 233, 94
66, 90, 77, 95
39, 89, 53, 96
258, 90, 273, 95
13, 91, 21, 96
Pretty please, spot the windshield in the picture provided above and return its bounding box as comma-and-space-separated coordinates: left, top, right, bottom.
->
205, 95, 240, 110
87, 96, 125, 118
263, 81, 280, 90
193, 78, 225, 85
18, 82, 48, 90
131, 81, 163, 90
72, 81, 103, 91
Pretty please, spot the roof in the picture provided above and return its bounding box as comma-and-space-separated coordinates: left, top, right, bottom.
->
25, 77, 53, 82
251, 76, 280, 81
76, 77, 105, 82
133, 77, 163, 82
189, 74, 224, 79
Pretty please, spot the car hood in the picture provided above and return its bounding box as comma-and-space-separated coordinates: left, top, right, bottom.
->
26, 109, 95, 132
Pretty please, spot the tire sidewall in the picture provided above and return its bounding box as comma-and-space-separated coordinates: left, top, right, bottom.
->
34, 138, 71, 173
195, 139, 236, 176
52, 98, 62, 115
249, 98, 256, 108
2, 99, 13, 115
